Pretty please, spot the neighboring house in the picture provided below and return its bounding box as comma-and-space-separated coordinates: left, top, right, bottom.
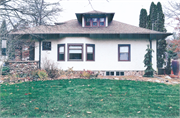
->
11, 10, 172, 76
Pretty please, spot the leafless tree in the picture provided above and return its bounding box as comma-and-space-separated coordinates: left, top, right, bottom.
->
164, 1, 180, 33
0, 0, 62, 62
1, 0, 62, 29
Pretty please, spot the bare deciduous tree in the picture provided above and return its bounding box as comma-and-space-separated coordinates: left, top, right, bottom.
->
0, 0, 62, 62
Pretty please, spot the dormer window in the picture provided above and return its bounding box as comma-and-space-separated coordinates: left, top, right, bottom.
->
84, 18, 105, 27
92, 18, 98, 26
85, 18, 91, 26
99, 18, 105, 26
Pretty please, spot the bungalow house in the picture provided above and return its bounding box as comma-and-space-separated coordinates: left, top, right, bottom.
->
10, 10, 172, 76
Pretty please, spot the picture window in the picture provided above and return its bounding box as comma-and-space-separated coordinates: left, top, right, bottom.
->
68, 44, 83, 61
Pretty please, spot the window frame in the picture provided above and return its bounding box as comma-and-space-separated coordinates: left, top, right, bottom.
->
99, 18, 105, 27
42, 41, 51, 51
85, 18, 91, 27
92, 18, 98, 27
57, 44, 65, 61
68, 44, 83, 61
84, 18, 105, 27
118, 44, 131, 61
86, 44, 95, 61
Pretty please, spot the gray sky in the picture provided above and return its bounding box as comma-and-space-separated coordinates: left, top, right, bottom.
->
49, 0, 174, 32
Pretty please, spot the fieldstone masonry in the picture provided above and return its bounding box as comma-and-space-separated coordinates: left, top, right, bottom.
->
5, 61, 39, 75
94, 71, 144, 76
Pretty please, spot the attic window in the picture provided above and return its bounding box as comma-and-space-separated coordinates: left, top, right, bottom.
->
92, 18, 98, 26
85, 18, 91, 26
99, 18, 105, 26
84, 18, 105, 27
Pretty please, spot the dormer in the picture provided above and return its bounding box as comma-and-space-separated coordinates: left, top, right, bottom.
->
75, 10, 115, 28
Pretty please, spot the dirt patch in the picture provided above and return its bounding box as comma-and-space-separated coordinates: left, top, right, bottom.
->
97, 75, 180, 85
0, 75, 180, 85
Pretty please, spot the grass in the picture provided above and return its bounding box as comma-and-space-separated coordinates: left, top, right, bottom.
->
0, 79, 179, 117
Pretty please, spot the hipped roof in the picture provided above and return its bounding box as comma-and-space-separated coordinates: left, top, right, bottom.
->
11, 19, 172, 35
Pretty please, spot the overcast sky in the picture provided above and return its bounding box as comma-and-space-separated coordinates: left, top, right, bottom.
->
49, 0, 175, 32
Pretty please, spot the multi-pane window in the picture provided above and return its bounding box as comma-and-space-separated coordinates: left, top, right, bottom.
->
68, 44, 83, 61
99, 18, 105, 26
42, 42, 51, 50
118, 44, 130, 61
84, 18, 105, 27
58, 44, 65, 61
85, 18, 91, 26
86, 44, 95, 61
92, 18, 98, 26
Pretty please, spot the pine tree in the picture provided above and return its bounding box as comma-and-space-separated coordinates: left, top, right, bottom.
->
144, 45, 154, 77
156, 2, 166, 32
149, 2, 157, 30
157, 39, 167, 68
146, 15, 151, 29
156, 2, 167, 69
139, 9, 147, 28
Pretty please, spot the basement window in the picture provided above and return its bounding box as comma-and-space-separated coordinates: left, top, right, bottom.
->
106, 71, 115, 76
116, 71, 124, 76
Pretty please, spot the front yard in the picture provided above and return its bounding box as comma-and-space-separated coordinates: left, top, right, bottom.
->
0, 79, 179, 117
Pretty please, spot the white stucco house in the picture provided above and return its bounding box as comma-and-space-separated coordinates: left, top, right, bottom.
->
11, 11, 172, 76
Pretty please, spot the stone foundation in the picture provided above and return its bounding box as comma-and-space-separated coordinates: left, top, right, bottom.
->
5, 61, 39, 75
93, 70, 144, 76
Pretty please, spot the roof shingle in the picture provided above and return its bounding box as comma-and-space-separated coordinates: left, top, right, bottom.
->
11, 19, 170, 34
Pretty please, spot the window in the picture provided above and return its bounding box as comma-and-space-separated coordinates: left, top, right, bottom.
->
92, 18, 98, 26
68, 44, 83, 61
1, 40, 6, 56
116, 71, 124, 76
106, 71, 115, 76
85, 18, 91, 26
84, 18, 105, 27
118, 44, 130, 61
42, 42, 51, 50
86, 44, 95, 61
58, 44, 65, 61
99, 18, 105, 26
106, 72, 110, 76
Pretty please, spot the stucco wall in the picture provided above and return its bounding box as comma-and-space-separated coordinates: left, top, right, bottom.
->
35, 37, 157, 71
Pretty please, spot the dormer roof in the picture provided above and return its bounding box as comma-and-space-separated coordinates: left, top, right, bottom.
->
76, 10, 115, 24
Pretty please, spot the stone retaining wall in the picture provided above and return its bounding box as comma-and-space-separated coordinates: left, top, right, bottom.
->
5, 61, 39, 75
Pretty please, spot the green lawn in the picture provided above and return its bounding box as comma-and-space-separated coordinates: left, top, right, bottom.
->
0, 79, 179, 117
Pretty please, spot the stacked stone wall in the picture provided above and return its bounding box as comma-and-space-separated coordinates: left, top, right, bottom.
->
5, 61, 39, 75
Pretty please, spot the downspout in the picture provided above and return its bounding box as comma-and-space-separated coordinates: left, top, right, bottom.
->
39, 39, 41, 69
